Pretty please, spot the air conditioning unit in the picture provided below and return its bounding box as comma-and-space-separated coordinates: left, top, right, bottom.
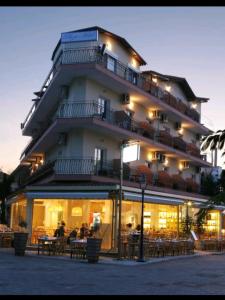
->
160, 113, 168, 123
152, 110, 161, 119
59, 85, 69, 99
57, 133, 67, 145
175, 122, 181, 130
153, 152, 165, 163
121, 94, 130, 105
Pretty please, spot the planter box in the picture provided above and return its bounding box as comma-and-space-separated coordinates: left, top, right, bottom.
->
86, 238, 102, 263
14, 232, 28, 256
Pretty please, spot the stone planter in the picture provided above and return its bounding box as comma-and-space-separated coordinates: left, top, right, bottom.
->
86, 238, 102, 263
13, 232, 28, 256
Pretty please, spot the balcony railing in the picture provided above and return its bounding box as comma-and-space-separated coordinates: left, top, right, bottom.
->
22, 101, 204, 162
56, 101, 203, 159
21, 46, 201, 130
52, 157, 201, 194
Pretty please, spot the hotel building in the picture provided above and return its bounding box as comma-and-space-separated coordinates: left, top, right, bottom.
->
7, 26, 225, 250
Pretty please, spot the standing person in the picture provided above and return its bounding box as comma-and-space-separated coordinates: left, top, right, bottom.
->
79, 223, 86, 239
58, 220, 66, 237
126, 223, 133, 234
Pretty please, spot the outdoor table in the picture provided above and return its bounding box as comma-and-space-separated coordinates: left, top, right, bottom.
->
70, 239, 87, 259
37, 236, 59, 255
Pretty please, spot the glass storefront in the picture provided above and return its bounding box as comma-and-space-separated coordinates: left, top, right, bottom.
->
10, 199, 27, 231
121, 201, 179, 238
204, 210, 220, 238
31, 199, 113, 249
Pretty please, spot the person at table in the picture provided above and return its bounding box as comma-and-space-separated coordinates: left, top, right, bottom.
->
54, 220, 66, 237
88, 226, 95, 237
79, 223, 89, 239
67, 228, 78, 244
126, 223, 133, 234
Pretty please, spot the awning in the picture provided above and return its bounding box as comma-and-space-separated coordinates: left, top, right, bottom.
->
124, 192, 184, 206
25, 191, 109, 200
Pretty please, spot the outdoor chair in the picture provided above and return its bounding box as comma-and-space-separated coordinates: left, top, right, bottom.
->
53, 237, 68, 255
70, 241, 87, 259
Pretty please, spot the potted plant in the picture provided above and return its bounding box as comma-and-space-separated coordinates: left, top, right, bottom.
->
13, 220, 29, 256
86, 225, 102, 263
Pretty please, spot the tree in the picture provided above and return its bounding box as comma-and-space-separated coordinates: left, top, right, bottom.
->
0, 172, 13, 224
201, 129, 225, 155
201, 172, 218, 196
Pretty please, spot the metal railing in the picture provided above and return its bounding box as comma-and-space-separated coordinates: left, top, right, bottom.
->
22, 101, 203, 162
54, 157, 113, 176
52, 157, 201, 194
56, 101, 203, 159
21, 46, 201, 130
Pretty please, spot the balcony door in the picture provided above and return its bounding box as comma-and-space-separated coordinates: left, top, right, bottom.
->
94, 147, 107, 175
98, 97, 110, 120
107, 55, 116, 73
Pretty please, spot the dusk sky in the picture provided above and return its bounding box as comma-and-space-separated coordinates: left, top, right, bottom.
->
0, 7, 225, 173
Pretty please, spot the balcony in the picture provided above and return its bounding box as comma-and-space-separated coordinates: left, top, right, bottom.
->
186, 143, 201, 158
21, 46, 203, 134
24, 157, 202, 196
21, 101, 210, 167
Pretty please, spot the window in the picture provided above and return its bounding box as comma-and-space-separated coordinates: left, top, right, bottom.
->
107, 55, 116, 72
128, 68, 137, 85
97, 98, 106, 117
94, 148, 107, 174
125, 110, 133, 118
94, 148, 102, 164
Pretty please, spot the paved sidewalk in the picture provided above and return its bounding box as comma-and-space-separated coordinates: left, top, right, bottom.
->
1, 248, 225, 294
0, 247, 223, 266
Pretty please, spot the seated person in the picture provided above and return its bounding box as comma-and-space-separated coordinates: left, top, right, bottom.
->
67, 228, 78, 244
79, 223, 88, 239
88, 226, 95, 237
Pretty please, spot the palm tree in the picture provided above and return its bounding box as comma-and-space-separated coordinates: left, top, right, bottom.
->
201, 129, 225, 155
196, 130, 225, 234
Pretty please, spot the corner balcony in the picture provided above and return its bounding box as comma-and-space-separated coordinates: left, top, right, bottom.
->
21, 46, 210, 136
21, 102, 211, 168
22, 157, 208, 201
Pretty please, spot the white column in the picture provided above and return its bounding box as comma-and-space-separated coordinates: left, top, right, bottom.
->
26, 198, 33, 244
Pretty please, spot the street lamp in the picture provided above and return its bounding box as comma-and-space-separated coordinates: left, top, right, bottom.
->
117, 142, 124, 260
137, 173, 147, 262
185, 201, 192, 235
117, 140, 140, 260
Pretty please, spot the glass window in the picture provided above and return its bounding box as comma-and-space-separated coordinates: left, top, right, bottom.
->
107, 55, 116, 72
121, 200, 178, 238
11, 199, 27, 231
97, 98, 106, 116
31, 199, 113, 249
128, 68, 137, 85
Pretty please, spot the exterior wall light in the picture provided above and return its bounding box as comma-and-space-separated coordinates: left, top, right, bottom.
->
106, 41, 112, 51
191, 102, 197, 109
148, 111, 154, 119
152, 77, 158, 84
178, 127, 183, 135
132, 58, 137, 68
128, 101, 134, 110
165, 85, 171, 92
187, 201, 192, 207
179, 163, 184, 171
164, 158, 169, 166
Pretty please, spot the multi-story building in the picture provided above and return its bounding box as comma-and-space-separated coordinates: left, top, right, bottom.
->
7, 26, 225, 249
